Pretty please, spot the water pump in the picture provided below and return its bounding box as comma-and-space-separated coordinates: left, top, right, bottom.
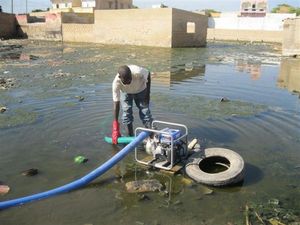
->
135, 121, 188, 170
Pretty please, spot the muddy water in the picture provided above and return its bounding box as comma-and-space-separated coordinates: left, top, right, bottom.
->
0, 40, 299, 225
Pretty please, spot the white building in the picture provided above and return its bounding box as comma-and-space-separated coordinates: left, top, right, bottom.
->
240, 0, 268, 17
82, 0, 96, 8
51, 0, 132, 10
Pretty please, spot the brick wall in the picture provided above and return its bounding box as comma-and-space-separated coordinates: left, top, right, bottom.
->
17, 13, 62, 41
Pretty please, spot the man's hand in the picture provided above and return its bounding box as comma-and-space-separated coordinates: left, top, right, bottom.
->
112, 120, 121, 144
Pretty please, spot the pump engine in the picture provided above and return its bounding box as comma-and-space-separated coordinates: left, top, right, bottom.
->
135, 121, 188, 170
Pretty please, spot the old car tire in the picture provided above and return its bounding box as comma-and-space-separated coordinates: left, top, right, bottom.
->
185, 148, 245, 186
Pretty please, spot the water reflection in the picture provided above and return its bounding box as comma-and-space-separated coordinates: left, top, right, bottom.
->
235, 60, 261, 80
277, 58, 300, 95
0, 51, 38, 61
152, 64, 205, 87
1, 40, 300, 225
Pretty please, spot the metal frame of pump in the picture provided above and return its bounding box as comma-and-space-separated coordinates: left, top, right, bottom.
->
134, 120, 188, 170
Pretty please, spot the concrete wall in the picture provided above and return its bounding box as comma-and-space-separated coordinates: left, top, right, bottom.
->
207, 28, 283, 43
62, 24, 94, 42
95, 0, 132, 9
62, 8, 207, 47
17, 13, 62, 41
208, 13, 296, 31
172, 8, 207, 47
62, 12, 94, 23
51, 7, 94, 13
93, 8, 172, 47
282, 18, 300, 56
0, 13, 16, 39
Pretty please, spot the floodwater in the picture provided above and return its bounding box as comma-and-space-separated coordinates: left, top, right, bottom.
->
0, 40, 299, 225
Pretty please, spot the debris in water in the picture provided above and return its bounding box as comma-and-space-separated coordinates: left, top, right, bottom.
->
0, 106, 7, 113
201, 186, 214, 195
181, 177, 193, 186
173, 200, 182, 205
22, 168, 39, 176
0, 185, 10, 195
220, 97, 230, 102
138, 194, 150, 201
74, 156, 88, 164
245, 205, 250, 225
188, 138, 198, 150
268, 218, 285, 225
194, 143, 201, 150
0, 77, 15, 90
125, 179, 163, 193
75, 96, 85, 101
268, 198, 280, 206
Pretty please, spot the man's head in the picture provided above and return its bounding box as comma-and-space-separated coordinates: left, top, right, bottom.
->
118, 65, 132, 85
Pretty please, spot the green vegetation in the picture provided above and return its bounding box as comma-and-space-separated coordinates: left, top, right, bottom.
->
271, 4, 300, 16
31, 8, 49, 13
202, 9, 220, 17
0, 108, 37, 128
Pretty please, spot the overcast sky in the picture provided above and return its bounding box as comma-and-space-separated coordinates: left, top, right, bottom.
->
0, 0, 299, 14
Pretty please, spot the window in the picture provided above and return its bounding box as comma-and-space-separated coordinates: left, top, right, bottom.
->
187, 22, 195, 34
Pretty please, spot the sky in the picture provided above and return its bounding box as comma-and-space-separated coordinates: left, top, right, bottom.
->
0, 0, 299, 14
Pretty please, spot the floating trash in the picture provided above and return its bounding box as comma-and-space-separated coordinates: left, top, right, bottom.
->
0, 185, 10, 195
0, 106, 7, 113
75, 96, 85, 101
74, 156, 88, 164
220, 97, 230, 102
22, 168, 39, 176
125, 179, 163, 193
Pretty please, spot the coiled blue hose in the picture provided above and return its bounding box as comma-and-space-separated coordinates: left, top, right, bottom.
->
0, 131, 149, 210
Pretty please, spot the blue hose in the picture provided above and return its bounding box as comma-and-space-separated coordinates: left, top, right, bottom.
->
0, 131, 149, 210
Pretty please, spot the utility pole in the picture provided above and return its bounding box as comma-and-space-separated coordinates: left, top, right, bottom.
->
11, 0, 13, 14
26, 0, 28, 14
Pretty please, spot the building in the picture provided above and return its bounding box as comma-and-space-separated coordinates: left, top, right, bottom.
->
51, 0, 82, 10
94, 0, 133, 10
282, 18, 300, 56
82, 0, 96, 8
152, 3, 168, 9
240, 0, 268, 17
51, 0, 132, 10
